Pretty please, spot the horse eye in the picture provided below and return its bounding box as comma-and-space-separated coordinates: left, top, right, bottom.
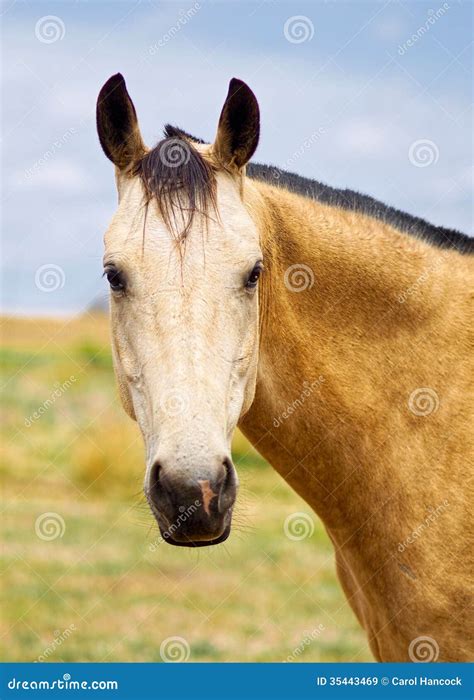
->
245, 262, 263, 289
105, 267, 125, 292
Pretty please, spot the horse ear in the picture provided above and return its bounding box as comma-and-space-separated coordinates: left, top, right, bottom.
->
96, 73, 146, 171
213, 78, 260, 169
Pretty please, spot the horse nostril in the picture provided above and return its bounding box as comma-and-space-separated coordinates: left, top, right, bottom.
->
149, 461, 162, 498
147, 460, 176, 518
218, 457, 237, 513
223, 457, 234, 487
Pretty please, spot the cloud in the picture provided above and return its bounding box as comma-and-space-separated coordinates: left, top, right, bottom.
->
14, 158, 90, 194
334, 120, 395, 158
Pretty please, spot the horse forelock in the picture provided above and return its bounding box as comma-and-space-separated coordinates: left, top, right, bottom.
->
134, 128, 217, 238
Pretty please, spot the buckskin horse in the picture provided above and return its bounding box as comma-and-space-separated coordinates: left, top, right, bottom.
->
96, 74, 473, 661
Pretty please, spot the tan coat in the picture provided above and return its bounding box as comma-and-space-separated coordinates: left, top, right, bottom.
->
241, 179, 474, 661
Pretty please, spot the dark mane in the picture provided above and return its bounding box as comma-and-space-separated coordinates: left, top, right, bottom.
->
138, 126, 472, 254
135, 126, 216, 237
247, 162, 473, 255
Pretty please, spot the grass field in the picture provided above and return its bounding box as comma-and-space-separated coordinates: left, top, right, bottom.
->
0, 314, 371, 662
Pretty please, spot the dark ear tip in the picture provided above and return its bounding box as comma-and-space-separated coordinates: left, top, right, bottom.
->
99, 73, 126, 97
227, 79, 259, 115
110, 72, 125, 84
229, 77, 251, 95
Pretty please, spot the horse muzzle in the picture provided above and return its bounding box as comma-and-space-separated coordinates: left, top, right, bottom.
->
145, 455, 237, 547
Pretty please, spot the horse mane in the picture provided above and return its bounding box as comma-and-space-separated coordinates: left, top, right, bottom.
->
136, 125, 473, 254
247, 162, 473, 255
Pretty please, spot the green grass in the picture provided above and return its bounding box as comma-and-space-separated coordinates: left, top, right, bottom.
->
0, 315, 371, 662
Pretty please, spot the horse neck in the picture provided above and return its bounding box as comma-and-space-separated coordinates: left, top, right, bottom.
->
240, 179, 463, 532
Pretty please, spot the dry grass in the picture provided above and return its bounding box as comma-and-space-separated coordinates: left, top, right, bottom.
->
0, 314, 371, 662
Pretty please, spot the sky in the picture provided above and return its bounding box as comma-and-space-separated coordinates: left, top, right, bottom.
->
1, 0, 472, 315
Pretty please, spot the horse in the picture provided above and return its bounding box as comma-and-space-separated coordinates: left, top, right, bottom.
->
96, 74, 473, 662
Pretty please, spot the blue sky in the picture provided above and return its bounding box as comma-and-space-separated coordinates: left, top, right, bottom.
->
2, 0, 472, 314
